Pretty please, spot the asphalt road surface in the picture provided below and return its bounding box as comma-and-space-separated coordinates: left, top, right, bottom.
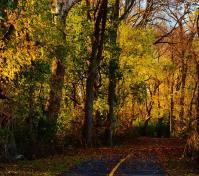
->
61, 153, 165, 176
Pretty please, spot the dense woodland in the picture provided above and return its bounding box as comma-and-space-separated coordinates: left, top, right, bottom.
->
0, 0, 199, 162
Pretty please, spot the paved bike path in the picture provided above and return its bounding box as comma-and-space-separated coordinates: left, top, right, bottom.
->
61, 154, 165, 176
115, 158, 165, 176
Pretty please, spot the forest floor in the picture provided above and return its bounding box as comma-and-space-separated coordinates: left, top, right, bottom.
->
0, 137, 199, 176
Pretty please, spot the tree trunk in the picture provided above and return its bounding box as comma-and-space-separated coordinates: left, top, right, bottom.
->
107, 67, 116, 146
84, 0, 108, 146
170, 74, 174, 136
157, 86, 160, 117
179, 63, 187, 121
46, 2, 68, 123
143, 117, 151, 136
72, 83, 77, 108
46, 55, 65, 122
197, 63, 199, 133
107, 0, 119, 147
84, 62, 97, 146
188, 82, 197, 131
195, 7, 199, 133
27, 78, 37, 158
143, 91, 154, 136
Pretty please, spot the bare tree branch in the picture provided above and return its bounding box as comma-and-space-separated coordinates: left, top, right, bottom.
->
119, 0, 136, 21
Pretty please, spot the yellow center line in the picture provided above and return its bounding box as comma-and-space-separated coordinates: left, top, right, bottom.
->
108, 154, 131, 176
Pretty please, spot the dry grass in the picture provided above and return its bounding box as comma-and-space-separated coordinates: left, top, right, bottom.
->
0, 149, 103, 176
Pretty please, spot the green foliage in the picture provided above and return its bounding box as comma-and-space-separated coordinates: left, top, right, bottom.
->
132, 117, 170, 137
156, 118, 170, 138
119, 24, 155, 58
22, 60, 50, 82
130, 81, 147, 104
37, 118, 58, 142
0, 0, 17, 12
0, 128, 10, 137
